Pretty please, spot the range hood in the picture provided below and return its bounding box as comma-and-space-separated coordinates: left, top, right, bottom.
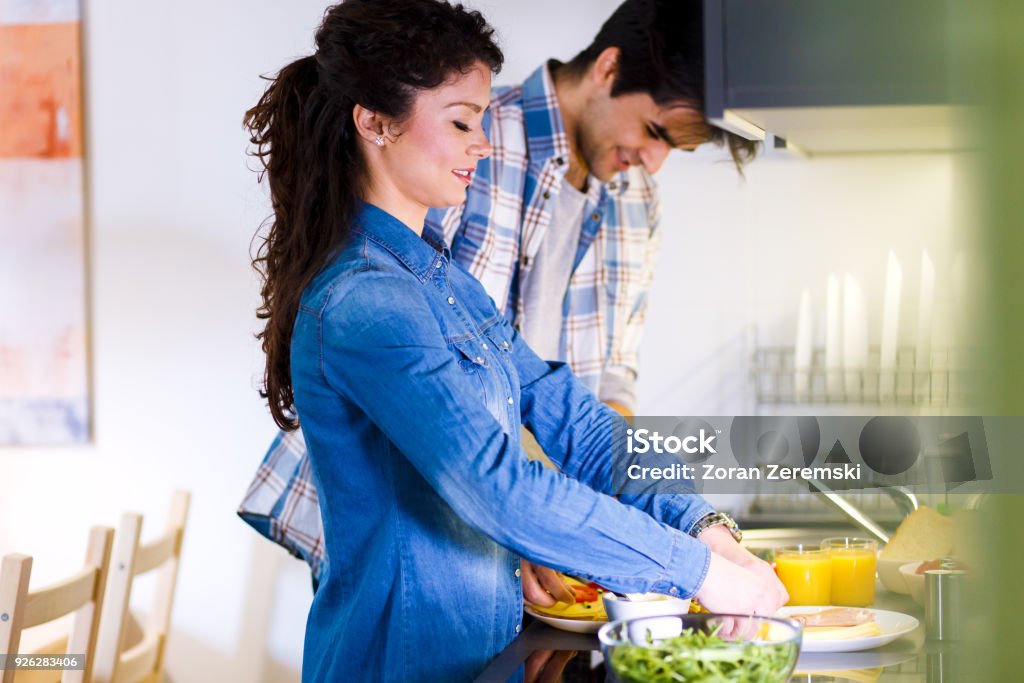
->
703, 0, 977, 155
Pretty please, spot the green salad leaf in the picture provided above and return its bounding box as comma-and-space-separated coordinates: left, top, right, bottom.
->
608, 625, 797, 683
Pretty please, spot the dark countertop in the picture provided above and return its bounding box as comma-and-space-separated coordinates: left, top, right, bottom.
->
474, 584, 969, 682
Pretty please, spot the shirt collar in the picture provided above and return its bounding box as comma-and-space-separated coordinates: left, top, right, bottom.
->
520, 61, 631, 197
520, 61, 573, 169
351, 203, 446, 282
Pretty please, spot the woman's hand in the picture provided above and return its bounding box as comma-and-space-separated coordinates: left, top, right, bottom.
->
695, 551, 789, 616
697, 525, 789, 610
520, 559, 576, 607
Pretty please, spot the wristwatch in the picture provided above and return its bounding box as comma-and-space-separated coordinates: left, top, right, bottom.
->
690, 512, 743, 543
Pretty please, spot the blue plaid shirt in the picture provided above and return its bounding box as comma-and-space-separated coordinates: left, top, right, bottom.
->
239, 63, 664, 580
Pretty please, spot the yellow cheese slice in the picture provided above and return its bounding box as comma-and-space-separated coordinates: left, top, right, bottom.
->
802, 622, 883, 641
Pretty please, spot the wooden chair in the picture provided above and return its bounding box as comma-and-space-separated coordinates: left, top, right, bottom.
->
91, 491, 189, 683
0, 526, 115, 683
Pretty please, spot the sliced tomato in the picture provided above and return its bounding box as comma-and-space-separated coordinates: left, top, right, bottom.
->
571, 582, 600, 603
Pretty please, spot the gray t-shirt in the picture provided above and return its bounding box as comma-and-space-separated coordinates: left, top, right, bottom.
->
518, 176, 637, 410
519, 177, 587, 361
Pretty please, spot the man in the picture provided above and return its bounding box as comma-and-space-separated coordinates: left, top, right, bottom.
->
239, 0, 759, 603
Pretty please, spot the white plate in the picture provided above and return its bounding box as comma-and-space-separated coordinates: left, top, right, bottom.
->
524, 605, 607, 634
794, 649, 917, 675
776, 607, 919, 653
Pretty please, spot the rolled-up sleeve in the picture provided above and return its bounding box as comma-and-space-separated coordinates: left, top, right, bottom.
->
318, 274, 711, 597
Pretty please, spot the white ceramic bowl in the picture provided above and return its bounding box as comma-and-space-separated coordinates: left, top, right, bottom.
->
602, 592, 691, 622
899, 562, 926, 605
877, 553, 911, 594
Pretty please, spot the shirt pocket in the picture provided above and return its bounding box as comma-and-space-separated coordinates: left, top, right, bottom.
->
482, 324, 519, 398
450, 338, 512, 433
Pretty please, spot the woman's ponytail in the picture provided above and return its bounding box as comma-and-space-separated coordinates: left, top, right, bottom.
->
245, 53, 365, 431
245, 0, 503, 431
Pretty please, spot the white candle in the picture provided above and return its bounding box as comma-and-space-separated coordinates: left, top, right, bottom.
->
794, 288, 813, 400
951, 251, 968, 342
879, 251, 902, 400
950, 252, 968, 400
825, 274, 842, 398
843, 274, 868, 399
916, 251, 935, 371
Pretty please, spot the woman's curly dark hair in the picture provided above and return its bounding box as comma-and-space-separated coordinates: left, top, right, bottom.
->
245, 0, 503, 430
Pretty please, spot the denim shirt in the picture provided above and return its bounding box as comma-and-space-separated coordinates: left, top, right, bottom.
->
292, 204, 713, 682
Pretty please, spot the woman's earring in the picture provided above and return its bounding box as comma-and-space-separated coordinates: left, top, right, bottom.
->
374, 135, 385, 147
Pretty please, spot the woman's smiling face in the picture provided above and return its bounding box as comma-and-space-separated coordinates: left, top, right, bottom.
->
369, 61, 493, 215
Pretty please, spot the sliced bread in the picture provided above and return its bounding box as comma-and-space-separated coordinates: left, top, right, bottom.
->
879, 505, 955, 560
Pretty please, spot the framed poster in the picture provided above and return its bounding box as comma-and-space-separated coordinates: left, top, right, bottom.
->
0, 0, 89, 444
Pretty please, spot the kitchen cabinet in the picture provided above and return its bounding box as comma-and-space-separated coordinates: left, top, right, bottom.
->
703, 0, 976, 155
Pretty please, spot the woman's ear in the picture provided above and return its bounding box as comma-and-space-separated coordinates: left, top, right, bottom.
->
353, 104, 386, 145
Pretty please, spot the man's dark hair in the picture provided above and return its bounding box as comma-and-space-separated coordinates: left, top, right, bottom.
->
563, 0, 757, 169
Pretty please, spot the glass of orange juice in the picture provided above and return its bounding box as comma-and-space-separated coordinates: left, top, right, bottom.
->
775, 545, 832, 606
821, 537, 878, 607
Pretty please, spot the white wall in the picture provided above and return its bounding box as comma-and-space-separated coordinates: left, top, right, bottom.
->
637, 150, 976, 415
0, 1, 973, 681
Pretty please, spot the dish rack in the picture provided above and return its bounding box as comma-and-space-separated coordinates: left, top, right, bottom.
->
750, 345, 978, 407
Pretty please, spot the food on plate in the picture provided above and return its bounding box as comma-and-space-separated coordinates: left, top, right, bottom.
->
787, 608, 882, 641
878, 506, 955, 561
915, 558, 969, 574
570, 581, 600, 603
527, 576, 607, 621
787, 607, 874, 628
801, 622, 883, 641
689, 599, 709, 613
607, 624, 799, 683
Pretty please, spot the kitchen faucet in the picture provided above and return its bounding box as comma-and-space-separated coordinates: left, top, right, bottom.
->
807, 480, 920, 544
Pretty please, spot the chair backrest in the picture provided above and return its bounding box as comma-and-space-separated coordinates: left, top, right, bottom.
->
0, 526, 115, 683
91, 491, 189, 683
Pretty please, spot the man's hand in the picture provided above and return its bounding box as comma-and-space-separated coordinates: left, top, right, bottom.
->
520, 559, 576, 607
697, 525, 789, 610
524, 649, 577, 683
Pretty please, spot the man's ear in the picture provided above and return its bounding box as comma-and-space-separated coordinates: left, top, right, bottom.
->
353, 104, 385, 144
591, 46, 621, 90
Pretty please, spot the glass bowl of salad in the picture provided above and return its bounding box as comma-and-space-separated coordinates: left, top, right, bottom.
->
598, 613, 802, 683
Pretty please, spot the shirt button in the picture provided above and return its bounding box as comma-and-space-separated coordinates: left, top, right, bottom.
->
502, 341, 510, 349
592, 212, 601, 221
514, 567, 521, 577
515, 623, 522, 633
507, 397, 514, 405
608, 182, 618, 190
435, 261, 442, 269
668, 587, 679, 596
543, 191, 551, 200
447, 296, 455, 305
475, 356, 485, 364
555, 157, 564, 165
482, 342, 489, 350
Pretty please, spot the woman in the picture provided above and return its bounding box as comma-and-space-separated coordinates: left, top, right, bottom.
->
245, 1, 786, 680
